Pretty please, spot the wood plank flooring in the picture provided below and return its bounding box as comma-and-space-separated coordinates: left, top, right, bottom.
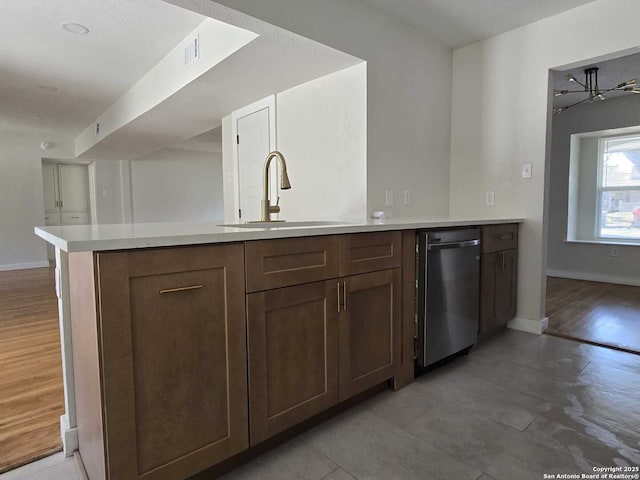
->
0, 267, 64, 473
546, 276, 640, 354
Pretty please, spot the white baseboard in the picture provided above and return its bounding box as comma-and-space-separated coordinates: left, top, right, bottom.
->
546, 269, 640, 287
0, 260, 50, 271
508, 316, 549, 335
60, 414, 78, 456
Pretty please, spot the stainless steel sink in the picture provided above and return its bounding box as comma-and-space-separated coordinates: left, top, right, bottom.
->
219, 221, 347, 229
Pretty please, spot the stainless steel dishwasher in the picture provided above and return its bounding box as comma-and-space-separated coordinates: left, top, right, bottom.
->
417, 229, 480, 367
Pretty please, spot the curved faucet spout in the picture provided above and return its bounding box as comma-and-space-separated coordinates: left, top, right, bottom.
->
260, 151, 291, 222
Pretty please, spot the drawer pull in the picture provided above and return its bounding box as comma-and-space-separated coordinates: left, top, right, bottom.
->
71, 216, 80, 219
159, 285, 203, 294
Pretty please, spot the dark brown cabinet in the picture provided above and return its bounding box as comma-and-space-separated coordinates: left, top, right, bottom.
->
245, 232, 402, 444
64, 230, 413, 478
480, 224, 518, 335
70, 244, 248, 480
246, 281, 339, 444
338, 268, 401, 401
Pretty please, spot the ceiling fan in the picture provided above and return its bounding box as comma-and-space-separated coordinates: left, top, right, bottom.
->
553, 67, 640, 114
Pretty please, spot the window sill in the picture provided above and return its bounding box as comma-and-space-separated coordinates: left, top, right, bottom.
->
565, 239, 640, 247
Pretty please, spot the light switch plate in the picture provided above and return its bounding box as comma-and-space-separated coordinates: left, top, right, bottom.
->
385, 190, 394, 207
522, 163, 532, 179
485, 191, 495, 206
403, 190, 411, 205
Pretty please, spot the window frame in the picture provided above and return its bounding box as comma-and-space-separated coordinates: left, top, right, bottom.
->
595, 133, 640, 241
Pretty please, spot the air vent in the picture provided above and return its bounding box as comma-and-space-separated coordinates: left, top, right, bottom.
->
184, 34, 200, 65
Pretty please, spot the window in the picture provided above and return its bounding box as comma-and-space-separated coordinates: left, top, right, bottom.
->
597, 134, 640, 240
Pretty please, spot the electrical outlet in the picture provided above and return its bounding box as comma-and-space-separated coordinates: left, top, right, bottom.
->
403, 190, 411, 205
485, 191, 495, 206
385, 190, 394, 207
522, 163, 532, 179
610, 247, 619, 257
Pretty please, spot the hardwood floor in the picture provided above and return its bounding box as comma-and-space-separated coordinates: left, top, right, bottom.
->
0, 267, 64, 473
546, 276, 640, 354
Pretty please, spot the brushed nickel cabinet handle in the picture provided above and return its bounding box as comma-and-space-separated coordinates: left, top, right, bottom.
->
342, 281, 347, 311
337, 282, 341, 313
159, 285, 203, 294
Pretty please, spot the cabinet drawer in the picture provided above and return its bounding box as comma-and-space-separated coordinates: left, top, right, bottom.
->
481, 224, 518, 253
245, 236, 339, 293
44, 213, 61, 226
62, 212, 90, 225
338, 231, 401, 276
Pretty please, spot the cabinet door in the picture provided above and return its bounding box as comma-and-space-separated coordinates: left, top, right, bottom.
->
58, 164, 88, 212
339, 269, 400, 401
480, 249, 517, 334
96, 244, 248, 480
496, 249, 518, 322
42, 163, 59, 213
247, 281, 339, 445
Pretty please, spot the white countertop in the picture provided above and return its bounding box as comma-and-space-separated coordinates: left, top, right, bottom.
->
35, 217, 523, 253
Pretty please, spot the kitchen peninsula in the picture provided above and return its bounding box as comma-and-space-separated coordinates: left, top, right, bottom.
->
35, 217, 522, 480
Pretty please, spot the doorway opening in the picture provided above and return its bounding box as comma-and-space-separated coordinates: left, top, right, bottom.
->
544, 51, 640, 354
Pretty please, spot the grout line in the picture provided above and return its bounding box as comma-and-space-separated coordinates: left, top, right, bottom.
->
318, 465, 341, 480
522, 414, 539, 433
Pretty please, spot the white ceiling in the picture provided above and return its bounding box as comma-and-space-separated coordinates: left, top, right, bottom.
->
0, 0, 204, 140
172, 127, 222, 154
553, 52, 640, 108
359, 0, 598, 49
1, 0, 362, 161
79, 3, 363, 161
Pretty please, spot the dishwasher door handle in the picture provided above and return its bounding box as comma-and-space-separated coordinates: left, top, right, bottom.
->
427, 239, 480, 250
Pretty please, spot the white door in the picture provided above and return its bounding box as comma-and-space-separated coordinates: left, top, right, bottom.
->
42, 164, 59, 213
236, 106, 276, 222
58, 165, 89, 213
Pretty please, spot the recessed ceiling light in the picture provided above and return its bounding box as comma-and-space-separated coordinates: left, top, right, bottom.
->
62, 23, 89, 35
37, 85, 58, 92
31, 115, 44, 121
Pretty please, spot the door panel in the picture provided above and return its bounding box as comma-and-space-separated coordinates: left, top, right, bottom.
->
59, 165, 89, 212
247, 281, 339, 445
42, 164, 59, 212
237, 107, 276, 222
496, 249, 518, 323
339, 269, 400, 400
97, 244, 248, 480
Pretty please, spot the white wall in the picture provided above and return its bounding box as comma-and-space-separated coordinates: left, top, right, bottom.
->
0, 133, 73, 270
548, 94, 640, 285
90, 160, 130, 224
274, 63, 367, 221
449, 0, 640, 327
0, 138, 47, 269
130, 148, 223, 223
181, 0, 453, 218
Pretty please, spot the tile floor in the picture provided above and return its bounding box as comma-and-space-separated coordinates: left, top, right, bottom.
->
3, 330, 639, 480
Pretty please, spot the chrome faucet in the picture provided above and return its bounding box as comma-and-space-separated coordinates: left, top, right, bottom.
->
257, 151, 291, 222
